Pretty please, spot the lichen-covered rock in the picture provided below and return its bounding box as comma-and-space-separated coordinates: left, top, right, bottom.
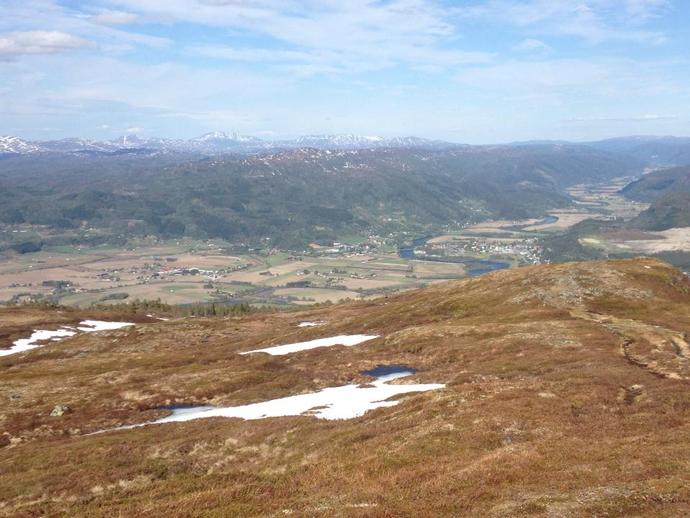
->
50, 405, 71, 417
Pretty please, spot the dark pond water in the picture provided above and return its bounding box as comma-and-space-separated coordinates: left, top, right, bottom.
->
159, 405, 216, 422
362, 364, 416, 378
163, 403, 210, 410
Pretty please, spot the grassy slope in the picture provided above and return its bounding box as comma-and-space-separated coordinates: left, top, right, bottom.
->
1, 258, 690, 516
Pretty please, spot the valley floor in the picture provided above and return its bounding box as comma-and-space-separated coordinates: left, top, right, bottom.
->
0, 176, 648, 310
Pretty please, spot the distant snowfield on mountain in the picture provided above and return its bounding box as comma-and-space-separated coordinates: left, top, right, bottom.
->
3, 134, 689, 167
0, 133, 459, 157
0, 136, 43, 155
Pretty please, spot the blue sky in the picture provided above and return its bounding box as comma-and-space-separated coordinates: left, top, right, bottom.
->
1, 0, 689, 143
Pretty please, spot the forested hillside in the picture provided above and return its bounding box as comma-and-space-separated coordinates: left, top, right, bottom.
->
621, 165, 690, 201
0, 145, 642, 248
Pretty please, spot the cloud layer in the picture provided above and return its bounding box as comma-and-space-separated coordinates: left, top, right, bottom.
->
0, 0, 688, 142
0, 31, 93, 58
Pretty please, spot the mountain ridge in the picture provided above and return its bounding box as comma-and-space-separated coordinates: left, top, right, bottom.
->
0, 133, 460, 156
3, 134, 690, 163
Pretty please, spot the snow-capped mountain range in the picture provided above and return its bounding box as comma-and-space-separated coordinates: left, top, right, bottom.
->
0, 133, 457, 157
0, 136, 43, 155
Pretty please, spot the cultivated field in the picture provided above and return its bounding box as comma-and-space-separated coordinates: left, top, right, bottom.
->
582, 227, 690, 255
0, 240, 463, 308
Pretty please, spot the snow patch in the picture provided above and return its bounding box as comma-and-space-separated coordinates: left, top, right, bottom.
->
0, 328, 76, 357
0, 135, 43, 154
0, 320, 134, 357
241, 334, 378, 356
146, 313, 170, 321
297, 321, 325, 327
118, 370, 444, 428
77, 320, 134, 332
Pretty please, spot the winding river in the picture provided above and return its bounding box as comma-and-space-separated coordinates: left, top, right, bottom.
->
398, 236, 510, 277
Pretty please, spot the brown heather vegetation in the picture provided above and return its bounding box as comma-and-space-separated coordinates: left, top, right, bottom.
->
1, 258, 689, 517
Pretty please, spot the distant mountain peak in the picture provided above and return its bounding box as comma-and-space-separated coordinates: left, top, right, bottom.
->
197, 131, 234, 141
195, 132, 262, 143
289, 134, 455, 150
0, 135, 43, 155
295, 134, 384, 143
0, 132, 459, 156
119, 134, 145, 145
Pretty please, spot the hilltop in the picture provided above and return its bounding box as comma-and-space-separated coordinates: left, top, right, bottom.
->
1, 258, 689, 516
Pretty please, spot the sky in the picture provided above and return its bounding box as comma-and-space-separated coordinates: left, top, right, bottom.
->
1, 0, 689, 143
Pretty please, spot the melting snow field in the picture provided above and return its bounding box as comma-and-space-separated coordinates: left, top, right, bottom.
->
241, 334, 379, 356
0, 320, 134, 357
77, 320, 134, 332
120, 370, 444, 429
0, 328, 77, 357
297, 321, 325, 327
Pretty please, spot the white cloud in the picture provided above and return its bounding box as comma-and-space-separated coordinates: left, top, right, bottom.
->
456, 0, 669, 44
0, 30, 93, 58
0, 0, 686, 142
623, 0, 670, 23
109, 0, 490, 73
0, 1, 169, 53
90, 10, 139, 26
513, 38, 551, 52
455, 57, 683, 105
191, 43, 493, 77
191, 45, 316, 63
